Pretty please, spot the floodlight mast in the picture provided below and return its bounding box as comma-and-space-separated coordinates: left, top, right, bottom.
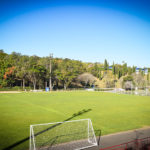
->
49, 53, 53, 91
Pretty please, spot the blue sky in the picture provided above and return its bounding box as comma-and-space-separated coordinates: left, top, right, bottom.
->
0, 0, 150, 67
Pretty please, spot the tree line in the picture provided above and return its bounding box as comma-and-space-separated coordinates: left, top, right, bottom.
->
0, 50, 149, 90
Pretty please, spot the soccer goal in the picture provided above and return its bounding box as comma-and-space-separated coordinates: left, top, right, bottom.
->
30, 119, 97, 150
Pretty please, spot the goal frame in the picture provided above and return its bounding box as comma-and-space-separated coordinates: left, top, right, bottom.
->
30, 119, 97, 150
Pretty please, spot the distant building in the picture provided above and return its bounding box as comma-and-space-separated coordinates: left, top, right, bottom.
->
136, 68, 148, 75
144, 68, 148, 75
136, 68, 140, 74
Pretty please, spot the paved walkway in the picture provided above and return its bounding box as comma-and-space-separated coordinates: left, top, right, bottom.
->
0, 91, 21, 93
87, 127, 150, 150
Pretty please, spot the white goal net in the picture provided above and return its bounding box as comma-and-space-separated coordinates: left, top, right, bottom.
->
30, 119, 97, 150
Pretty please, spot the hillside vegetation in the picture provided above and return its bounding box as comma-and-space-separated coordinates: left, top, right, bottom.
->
0, 50, 149, 90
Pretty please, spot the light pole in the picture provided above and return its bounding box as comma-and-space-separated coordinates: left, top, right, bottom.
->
49, 53, 53, 91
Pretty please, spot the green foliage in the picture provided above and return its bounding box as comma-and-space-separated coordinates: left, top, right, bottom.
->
0, 50, 149, 89
123, 75, 133, 82
118, 70, 122, 79
94, 88, 113, 91
122, 63, 128, 76
0, 50, 8, 86
54, 59, 85, 89
147, 74, 149, 82
112, 62, 116, 75
132, 66, 136, 73
99, 70, 102, 80
128, 67, 132, 75
104, 59, 108, 70
0, 86, 23, 91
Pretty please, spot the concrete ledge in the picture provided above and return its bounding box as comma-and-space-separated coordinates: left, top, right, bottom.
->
87, 127, 150, 150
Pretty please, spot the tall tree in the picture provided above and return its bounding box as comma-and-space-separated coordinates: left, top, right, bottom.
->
132, 66, 136, 73
27, 56, 40, 90
147, 73, 149, 83
55, 59, 78, 89
122, 63, 127, 76
28, 64, 46, 90
0, 50, 8, 86
112, 62, 116, 75
128, 67, 132, 75
3, 66, 16, 87
77, 73, 97, 87
133, 73, 146, 88
15, 55, 30, 89
104, 59, 108, 70
118, 70, 122, 79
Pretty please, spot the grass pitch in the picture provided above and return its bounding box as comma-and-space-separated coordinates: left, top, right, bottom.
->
0, 91, 150, 150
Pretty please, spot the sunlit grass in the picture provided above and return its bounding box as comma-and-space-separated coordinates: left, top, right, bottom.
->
0, 91, 150, 149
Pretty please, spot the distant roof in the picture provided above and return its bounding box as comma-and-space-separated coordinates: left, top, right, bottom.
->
136, 68, 148, 71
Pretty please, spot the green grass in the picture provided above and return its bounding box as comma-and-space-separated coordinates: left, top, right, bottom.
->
0, 91, 150, 150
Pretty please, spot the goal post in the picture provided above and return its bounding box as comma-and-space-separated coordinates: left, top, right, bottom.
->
30, 119, 97, 150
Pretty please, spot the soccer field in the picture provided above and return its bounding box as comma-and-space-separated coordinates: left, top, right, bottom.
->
0, 91, 150, 150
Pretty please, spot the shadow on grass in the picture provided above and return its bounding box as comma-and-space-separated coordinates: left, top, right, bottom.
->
3, 108, 92, 150
38, 130, 87, 149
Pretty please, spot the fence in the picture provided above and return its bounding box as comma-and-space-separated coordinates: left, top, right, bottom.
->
100, 137, 150, 150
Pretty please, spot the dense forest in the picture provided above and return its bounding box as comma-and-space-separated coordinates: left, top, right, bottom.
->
0, 50, 149, 90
